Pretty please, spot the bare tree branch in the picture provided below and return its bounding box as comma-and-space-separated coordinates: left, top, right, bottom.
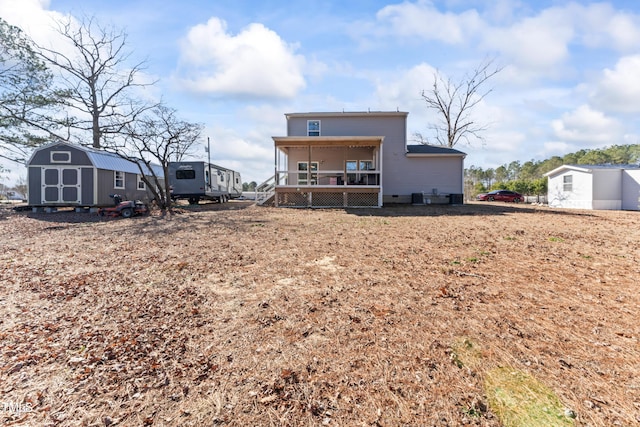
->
420, 58, 502, 148
35, 16, 159, 148
112, 105, 203, 210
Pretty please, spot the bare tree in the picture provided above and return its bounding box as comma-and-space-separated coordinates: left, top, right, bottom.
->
419, 59, 502, 148
35, 16, 157, 149
0, 18, 65, 163
116, 105, 203, 211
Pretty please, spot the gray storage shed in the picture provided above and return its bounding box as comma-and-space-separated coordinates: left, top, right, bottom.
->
27, 141, 163, 207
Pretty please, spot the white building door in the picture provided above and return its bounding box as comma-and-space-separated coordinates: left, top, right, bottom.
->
42, 167, 81, 204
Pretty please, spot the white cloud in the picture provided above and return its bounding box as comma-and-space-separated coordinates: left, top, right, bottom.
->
576, 3, 640, 52
0, 0, 68, 45
551, 105, 622, 146
589, 55, 640, 114
482, 8, 573, 72
375, 0, 483, 44
175, 17, 306, 99
374, 63, 437, 110
370, 1, 640, 85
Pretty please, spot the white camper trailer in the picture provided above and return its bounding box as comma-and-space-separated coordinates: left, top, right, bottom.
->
168, 161, 242, 204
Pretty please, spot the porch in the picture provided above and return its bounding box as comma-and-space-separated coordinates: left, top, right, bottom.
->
258, 136, 384, 208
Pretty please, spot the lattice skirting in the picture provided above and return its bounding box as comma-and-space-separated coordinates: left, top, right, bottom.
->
275, 191, 379, 208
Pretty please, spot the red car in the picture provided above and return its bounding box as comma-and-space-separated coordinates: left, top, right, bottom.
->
476, 190, 524, 203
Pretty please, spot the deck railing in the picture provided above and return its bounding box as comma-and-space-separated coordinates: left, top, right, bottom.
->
257, 170, 382, 207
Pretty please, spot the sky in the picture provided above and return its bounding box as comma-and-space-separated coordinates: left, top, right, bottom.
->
2, 0, 640, 186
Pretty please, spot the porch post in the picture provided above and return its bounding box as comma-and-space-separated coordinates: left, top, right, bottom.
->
274, 143, 278, 185
378, 140, 383, 207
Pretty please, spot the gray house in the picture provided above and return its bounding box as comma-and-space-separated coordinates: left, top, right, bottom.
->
545, 164, 640, 210
257, 111, 466, 207
27, 141, 163, 207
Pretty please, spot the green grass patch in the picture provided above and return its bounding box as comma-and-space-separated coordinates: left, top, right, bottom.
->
485, 367, 575, 427
451, 338, 575, 427
548, 236, 564, 242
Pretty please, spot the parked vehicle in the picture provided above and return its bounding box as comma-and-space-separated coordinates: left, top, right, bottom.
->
168, 161, 242, 205
477, 190, 524, 203
98, 194, 149, 218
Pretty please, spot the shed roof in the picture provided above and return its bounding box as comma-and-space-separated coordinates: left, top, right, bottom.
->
30, 141, 163, 177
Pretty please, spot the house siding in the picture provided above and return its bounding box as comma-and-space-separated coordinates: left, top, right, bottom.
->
96, 169, 150, 206
548, 170, 593, 209
284, 112, 464, 203
81, 168, 94, 205
592, 169, 622, 210
622, 170, 640, 210
385, 156, 463, 200
27, 167, 42, 206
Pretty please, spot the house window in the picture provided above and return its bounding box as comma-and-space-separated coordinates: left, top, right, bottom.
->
114, 171, 125, 189
298, 161, 318, 185
346, 160, 357, 184
359, 160, 373, 171
563, 175, 572, 192
137, 175, 146, 190
50, 151, 71, 163
347, 160, 374, 184
307, 120, 320, 136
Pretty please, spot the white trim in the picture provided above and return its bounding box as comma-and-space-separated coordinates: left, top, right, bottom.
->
50, 151, 71, 163
114, 170, 125, 189
40, 166, 81, 204
137, 174, 146, 190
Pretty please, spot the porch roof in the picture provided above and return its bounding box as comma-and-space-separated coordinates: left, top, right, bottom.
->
273, 136, 384, 147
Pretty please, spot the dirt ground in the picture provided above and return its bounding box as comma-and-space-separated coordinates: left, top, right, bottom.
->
1, 201, 639, 426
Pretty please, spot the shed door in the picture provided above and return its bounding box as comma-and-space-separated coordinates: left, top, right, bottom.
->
42, 167, 81, 204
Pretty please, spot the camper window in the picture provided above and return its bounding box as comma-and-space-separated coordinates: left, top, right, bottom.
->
176, 170, 195, 179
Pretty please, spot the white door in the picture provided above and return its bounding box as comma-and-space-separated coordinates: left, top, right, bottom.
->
42, 167, 81, 204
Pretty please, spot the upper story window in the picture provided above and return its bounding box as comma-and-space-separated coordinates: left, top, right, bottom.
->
563, 175, 572, 192
307, 120, 320, 136
137, 175, 146, 190
50, 151, 71, 163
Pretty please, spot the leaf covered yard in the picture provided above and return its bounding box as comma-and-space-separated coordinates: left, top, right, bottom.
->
1, 202, 639, 426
